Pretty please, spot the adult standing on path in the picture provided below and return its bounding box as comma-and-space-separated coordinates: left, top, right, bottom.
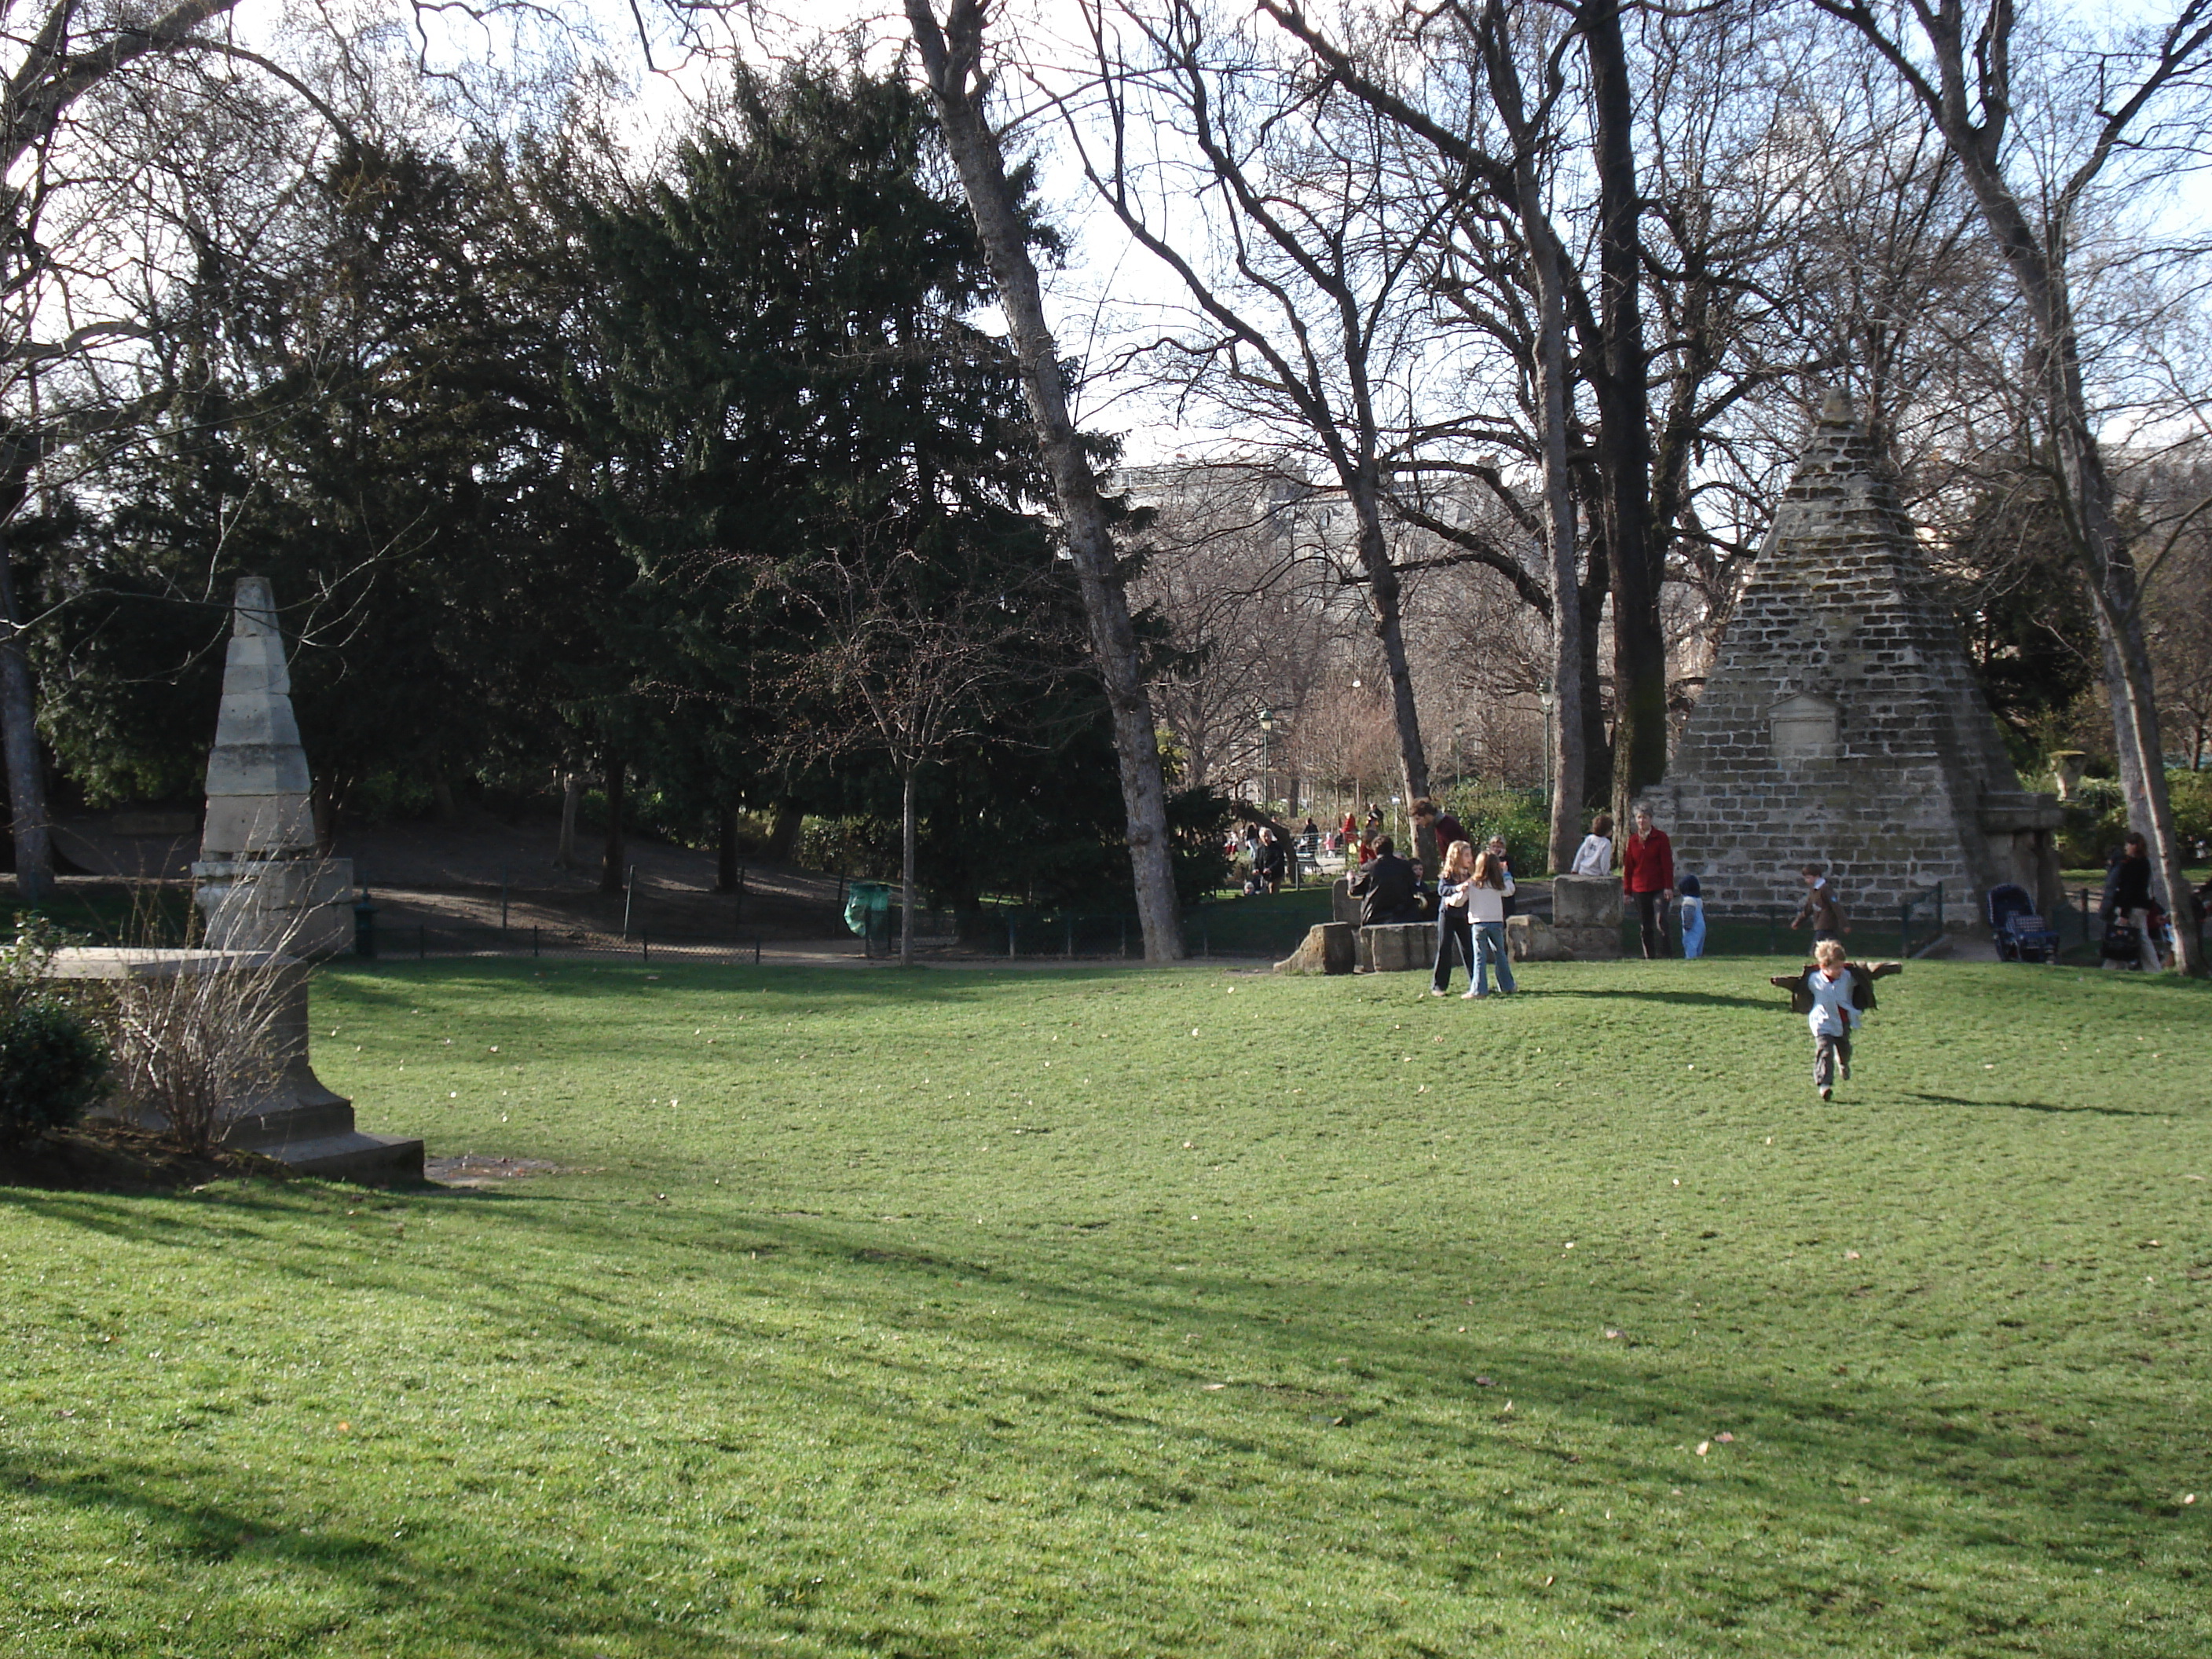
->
1412, 798, 1465, 879
1254, 826, 1288, 895
2103, 833, 2165, 972
1623, 808, 1675, 959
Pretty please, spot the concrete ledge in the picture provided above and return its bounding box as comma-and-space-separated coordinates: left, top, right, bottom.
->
56, 946, 419, 1183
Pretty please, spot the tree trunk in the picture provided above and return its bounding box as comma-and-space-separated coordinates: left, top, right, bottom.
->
1582, 0, 1667, 811
1349, 490, 1430, 806
0, 527, 52, 907
1478, 12, 1587, 873
716, 806, 740, 893
907, 0, 1185, 962
900, 766, 918, 969
1578, 529, 1613, 811
555, 770, 580, 870
766, 799, 804, 864
1946, 131, 2201, 972
599, 757, 624, 895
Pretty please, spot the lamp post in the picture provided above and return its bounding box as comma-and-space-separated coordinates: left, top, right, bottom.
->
1540, 681, 1555, 807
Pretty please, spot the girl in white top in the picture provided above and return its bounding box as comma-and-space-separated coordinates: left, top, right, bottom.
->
1570, 811, 1614, 877
1463, 850, 1518, 997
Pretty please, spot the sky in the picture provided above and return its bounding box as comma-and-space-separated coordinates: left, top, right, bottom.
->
225, 0, 2212, 468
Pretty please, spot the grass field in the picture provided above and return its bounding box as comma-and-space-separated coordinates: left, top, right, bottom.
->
4, 955, 2209, 1657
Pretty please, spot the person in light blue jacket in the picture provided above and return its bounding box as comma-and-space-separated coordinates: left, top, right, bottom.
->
1678, 873, 1707, 959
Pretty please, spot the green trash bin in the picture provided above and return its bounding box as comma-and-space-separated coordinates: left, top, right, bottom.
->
844, 881, 892, 951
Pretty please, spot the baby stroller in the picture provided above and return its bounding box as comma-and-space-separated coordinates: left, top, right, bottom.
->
1987, 884, 2061, 964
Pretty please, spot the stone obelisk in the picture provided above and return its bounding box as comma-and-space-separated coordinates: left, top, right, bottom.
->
191, 578, 353, 955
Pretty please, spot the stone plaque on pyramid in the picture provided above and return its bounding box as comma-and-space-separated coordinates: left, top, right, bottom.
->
1638, 391, 2060, 926
191, 577, 354, 955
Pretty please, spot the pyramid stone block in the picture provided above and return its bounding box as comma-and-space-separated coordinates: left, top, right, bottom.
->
1637, 392, 2060, 925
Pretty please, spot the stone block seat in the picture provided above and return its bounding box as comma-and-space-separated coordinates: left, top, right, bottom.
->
53, 948, 422, 1183
1546, 874, 1626, 959
1357, 923, 1434, 974
1274, 921, 1355, 976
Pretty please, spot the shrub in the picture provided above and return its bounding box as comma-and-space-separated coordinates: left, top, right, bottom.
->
1168, 786, 1234, 910
106, 949, 296, 1157
1440, 782, 1551, 873
2056, 770, 2212, 868
0, 998, 112, 1145
0, 917, 109, 1147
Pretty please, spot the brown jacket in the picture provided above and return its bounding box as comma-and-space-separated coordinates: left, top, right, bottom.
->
1771, 960, 1901, 1015
1792, 880, 1848, 934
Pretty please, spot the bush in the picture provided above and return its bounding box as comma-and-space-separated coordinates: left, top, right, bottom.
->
0, 998, 110, 1146
1168, 787, 1235, 911
2170, 770, 2211, 860
798, 816, 902, 881
2056, 770, 2212, 868
1440, 782, 1551, 873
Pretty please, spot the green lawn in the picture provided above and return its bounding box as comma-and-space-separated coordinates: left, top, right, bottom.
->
4, 957, 2209, 1657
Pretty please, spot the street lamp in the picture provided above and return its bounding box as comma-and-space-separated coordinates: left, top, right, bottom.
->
1540, 681, 1556, 808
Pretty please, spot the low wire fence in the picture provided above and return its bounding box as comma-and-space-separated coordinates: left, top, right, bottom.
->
358, 921, 766, 965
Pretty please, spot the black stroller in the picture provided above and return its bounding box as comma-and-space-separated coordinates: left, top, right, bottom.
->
1987, 884, 2061, 964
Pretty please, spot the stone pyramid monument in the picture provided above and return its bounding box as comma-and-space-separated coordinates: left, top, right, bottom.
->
1638, 391, 2060, 926
191, 577, 354, 955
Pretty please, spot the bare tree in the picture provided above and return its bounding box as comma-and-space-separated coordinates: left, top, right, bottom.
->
769, 545, 1025, 968
1809, 0, 2212, 972
1071, 0, 1448, 808
1124, 457, 1345, 798
904, 0, 1185, 960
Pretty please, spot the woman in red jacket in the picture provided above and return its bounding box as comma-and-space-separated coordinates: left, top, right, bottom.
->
1621, 808, 1675, 958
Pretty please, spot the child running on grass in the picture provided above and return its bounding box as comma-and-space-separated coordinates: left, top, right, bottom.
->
1771, 939, 1903, 1101
1803, 939, 1857, 1099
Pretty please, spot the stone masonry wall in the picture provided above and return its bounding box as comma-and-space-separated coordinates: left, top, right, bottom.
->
1639, 396, 2047, 922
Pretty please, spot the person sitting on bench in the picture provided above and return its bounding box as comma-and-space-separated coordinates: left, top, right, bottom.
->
1349, 836, 1420, 926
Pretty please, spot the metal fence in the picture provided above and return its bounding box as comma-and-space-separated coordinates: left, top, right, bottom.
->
358, 921, 766, 965
1898, 881, 1945, 958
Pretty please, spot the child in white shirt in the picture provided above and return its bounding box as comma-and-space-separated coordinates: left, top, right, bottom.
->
1804, 938, 1860, 1100
1569, 812, 1614, 877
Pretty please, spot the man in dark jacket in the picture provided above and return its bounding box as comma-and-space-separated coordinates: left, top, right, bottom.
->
2102, 834, 2163, 971
1254, 827, 1289, 894
1349, 836, 1420, 925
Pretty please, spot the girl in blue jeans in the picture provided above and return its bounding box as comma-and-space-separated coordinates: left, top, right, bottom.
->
1430, 840, 1478, 994
1463, 849, 1517, 998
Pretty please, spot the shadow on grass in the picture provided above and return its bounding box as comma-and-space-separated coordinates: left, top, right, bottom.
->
1902, 1090, 2166, 1119
1522, 985, 1780, 1011
9, 1185, 2192, 1647
0, 1445, 742, 1656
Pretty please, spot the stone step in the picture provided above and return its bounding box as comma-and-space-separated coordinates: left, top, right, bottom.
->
252, 1130, 424, 1184
222, 1100, 361, 1148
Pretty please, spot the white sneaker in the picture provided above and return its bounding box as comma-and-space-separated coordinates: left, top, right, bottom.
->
1462, 989, 1485, 999
1818, 1086, 1832, 1101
